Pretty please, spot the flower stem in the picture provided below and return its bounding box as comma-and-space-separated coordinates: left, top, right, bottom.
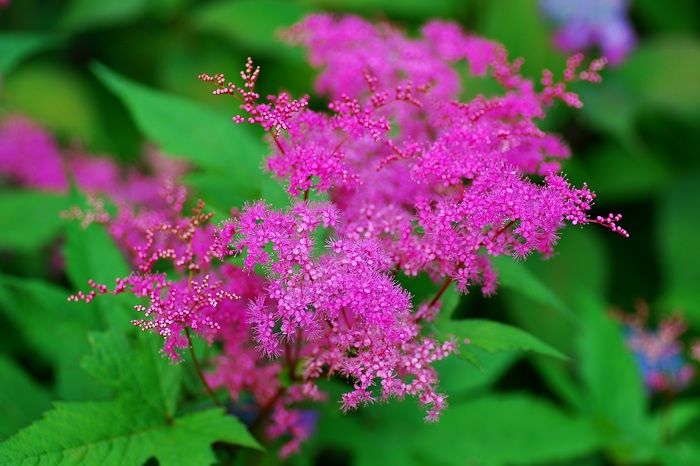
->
430, 277, 453, 307
185, 327, 221, 407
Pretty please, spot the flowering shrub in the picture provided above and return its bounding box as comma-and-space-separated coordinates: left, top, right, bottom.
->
2, 3, 699, 465
60, 14, 631, 457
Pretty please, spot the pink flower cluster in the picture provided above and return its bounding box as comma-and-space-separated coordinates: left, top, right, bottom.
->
202, 14, 626, 294
65, 14, 629, 456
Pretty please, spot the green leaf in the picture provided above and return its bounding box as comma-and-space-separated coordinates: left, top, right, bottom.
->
93, 63, 281, 204
413, 394, 600, 466
59, 0, 149, 31
82, 332, 183, 417
439, 319, 566, 359
0, 401, 260, 466
304, 0, 459, 19
2, 61, 105, 146
435, 348, 517, 395
657, 175, 700, 324
493, 255, 576, 322
0, 33, 56, 75
306, 392, 599, 466
577, 292, 648, 456
0, 276, 104, 401
0, 327, 260, 465
618, 37, 700, 116
0, 190, 69, 252
0, 355, 52, 439
192, 0, 308, 59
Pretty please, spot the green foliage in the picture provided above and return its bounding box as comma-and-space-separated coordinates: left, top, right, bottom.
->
0, 190, 69, 252
0, 276, 104, 401
439, 319, 566, 359
0, 33, 56, 75
192, 0, 309, 59
0, 355, 52, 439
0, 331, 260, 466
93, 63, 286, 205
657, 175, 700, 323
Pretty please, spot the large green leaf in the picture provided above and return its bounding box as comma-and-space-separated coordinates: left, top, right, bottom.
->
439, 319, 566, 359
577, 292, 648, 458
0, 190, 69, 252
0, 327, 260, 465
82, 332, 183, 417
306, 392, 599, 466
619, 37, 700, 117
58, 0, 149, 31
657, 175, 700, 323
0, 33, 56, 75
413, 394, 600, 466
492, 255, 576, 322
0, 355, 52, 440
0, 401, 259, 466
93, 63, 280, 204
192, 0, 308, 59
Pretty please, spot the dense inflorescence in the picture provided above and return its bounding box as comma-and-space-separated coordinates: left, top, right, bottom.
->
66, 14, 629, 456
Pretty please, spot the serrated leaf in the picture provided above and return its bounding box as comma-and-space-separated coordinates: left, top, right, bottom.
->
92, 63, 282, 205
192, 0, 308, 59
0, 355, 52, 439
435, 348, 517, 395
0, 190, 69, 252
0, 400, 260, 466
0, 33, 57, 75
439, 318, 566, 359
82, 332, 183, 417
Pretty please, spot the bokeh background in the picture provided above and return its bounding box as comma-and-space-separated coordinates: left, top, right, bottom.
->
1, 1, 699, 465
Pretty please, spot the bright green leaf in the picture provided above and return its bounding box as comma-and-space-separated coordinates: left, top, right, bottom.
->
0, 190, 69, 252
0, 401, 260, 466
492, 255, 576, 322
414, 394, 601, 466
0, 33, 56, 75
192, 0, 308, 59
93, 63, 282, 204
439, 319, 566, 359
59, 0, 149, 31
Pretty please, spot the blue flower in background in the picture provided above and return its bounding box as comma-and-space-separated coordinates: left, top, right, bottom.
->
541, 0, 636, 64
617, 304, 696, 393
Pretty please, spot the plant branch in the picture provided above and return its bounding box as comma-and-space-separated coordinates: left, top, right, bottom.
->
185, 327, 221, 407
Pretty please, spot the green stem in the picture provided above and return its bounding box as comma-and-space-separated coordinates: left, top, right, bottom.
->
185, 327, 221, 407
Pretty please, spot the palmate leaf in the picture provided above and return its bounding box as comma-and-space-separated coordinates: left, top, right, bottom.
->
0, 399, 258, 466
0, 330, 260, 465
438, 319, 566, 360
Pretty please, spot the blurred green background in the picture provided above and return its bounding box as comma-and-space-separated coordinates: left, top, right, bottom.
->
1, 0, 700, 465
